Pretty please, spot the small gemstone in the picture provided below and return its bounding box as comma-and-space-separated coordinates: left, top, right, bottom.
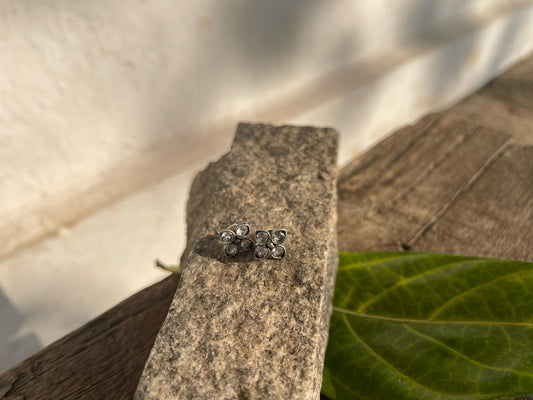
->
221, 231, 235, 244
255, 246, 270, 259
240, 239, 253, 250
271, 230, 286, 244
225, 244, 238, 257
256, 230, 270, 244
272, 246, 285, 258
235, 224, 249, 238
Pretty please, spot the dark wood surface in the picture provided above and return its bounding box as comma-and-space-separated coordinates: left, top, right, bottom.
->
338, 115, 532, 260
0, 275, 179, 400
1, 55, 532, 399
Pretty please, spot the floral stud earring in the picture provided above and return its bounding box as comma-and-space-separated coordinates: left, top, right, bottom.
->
220, 223, 254, 257
254, 228, 286, 259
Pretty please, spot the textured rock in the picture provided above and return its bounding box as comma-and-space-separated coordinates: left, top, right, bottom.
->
135, 123, 339, 400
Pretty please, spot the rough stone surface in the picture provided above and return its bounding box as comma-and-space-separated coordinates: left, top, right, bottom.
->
135, 124, 339, 400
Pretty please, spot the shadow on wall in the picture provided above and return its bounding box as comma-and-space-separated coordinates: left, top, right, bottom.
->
409, 0, 532, 104
328, 1, 533, 138
0, 287, 41, 371
144, 0, 326, 144
146, 0, 531, 165
5, 0, 532, 264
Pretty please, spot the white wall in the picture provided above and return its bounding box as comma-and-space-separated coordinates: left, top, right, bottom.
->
2, 0, 533, 259
1, 0, 533, 369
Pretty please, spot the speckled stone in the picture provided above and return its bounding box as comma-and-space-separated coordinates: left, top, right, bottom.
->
135, 123, 339, 400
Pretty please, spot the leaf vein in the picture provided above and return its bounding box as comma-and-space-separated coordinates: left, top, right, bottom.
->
356, 259, 489, 312
403, 324, 533, 378
341, 314, 439, 395
332, 307, 533, 327
428, 269, 533, 320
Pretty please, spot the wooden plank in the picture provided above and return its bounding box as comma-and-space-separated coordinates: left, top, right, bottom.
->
412, 144, 533, 260
338, 115, 511, 252
447, 92, 533, 147
337, 114, 461, 252
0, 275, 179, 400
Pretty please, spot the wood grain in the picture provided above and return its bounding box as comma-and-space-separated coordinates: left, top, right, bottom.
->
413, 144, 533, 261
337, 116, 515, 253
1, 54, 532, 399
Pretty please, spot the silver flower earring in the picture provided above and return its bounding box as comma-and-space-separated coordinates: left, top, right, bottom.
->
220, 223, 254, 257
254, 229, 286, 259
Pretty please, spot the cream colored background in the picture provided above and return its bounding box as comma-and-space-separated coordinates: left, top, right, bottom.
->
1, 0, 533, 370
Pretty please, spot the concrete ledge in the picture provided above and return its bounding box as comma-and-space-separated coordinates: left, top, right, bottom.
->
135, 124, 339, 399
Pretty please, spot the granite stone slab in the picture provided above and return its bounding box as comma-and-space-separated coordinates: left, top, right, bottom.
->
135, 123, 339, 400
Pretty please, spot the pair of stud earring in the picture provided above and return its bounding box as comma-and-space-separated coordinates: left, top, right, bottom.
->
219, 223, 287, 259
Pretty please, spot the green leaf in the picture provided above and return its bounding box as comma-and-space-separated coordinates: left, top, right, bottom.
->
321, 366, 337, 399
322, 252, 533, 400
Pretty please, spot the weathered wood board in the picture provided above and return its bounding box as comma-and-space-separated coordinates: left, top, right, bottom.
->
0, 275, 179, 400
